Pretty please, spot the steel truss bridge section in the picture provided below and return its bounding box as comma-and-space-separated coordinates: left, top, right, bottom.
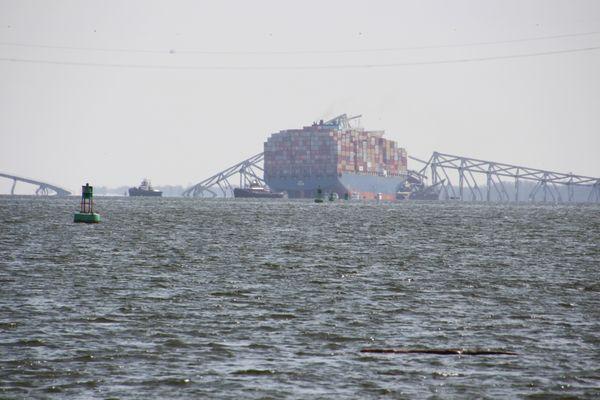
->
416, 152, 600, 203
183, 152, 428, 199
0, 172, 71, 196
182, 153, 265, 198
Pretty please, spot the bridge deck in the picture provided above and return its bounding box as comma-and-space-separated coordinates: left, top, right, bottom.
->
0, 172, 71, 196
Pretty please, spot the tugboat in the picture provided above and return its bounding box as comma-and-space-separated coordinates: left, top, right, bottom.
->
233, 181, 285, 199
314, 187, 324, 203
128, 178, 162, 197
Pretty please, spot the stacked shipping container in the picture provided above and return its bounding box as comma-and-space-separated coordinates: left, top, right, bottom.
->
332, 130, 407, 176
264, 120, 408, 199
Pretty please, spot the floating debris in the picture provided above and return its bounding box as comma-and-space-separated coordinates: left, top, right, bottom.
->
360, 348, 517, 356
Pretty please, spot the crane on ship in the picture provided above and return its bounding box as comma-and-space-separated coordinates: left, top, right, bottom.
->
319, 114, 362, 130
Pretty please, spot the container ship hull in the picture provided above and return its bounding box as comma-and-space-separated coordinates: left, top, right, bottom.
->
128, 188, 162, 197
267, 173, 405, 200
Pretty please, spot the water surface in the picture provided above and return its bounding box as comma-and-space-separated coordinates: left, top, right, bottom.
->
1, 197, 599, 398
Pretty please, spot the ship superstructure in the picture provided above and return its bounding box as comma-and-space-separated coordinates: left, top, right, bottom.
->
233, 180, 285, 198
264, 114, 407, 200
128, 178, 162, 197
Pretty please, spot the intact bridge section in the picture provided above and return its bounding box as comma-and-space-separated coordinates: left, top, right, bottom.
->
0, 172, 71, 196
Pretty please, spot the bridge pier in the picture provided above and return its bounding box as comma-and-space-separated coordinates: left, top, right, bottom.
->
515, 170, 520, 202
458, 163, 464, 201
589, 181, 600, 202
567, 176, 574, 202
36, 185, 49, 196
486, 169, 491, 202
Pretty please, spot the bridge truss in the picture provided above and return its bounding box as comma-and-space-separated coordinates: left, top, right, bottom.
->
414, 152, 600, 203
0, 172, 71, 196
182, 153, 265, 198
183, 150, 599, 202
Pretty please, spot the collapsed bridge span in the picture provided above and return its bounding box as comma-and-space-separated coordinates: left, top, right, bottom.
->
411, 152, 600, 202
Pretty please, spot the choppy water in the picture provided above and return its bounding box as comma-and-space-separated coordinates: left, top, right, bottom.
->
0, 196, 599, 399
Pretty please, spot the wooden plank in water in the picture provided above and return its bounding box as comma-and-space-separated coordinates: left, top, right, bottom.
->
360, 348, 517, 356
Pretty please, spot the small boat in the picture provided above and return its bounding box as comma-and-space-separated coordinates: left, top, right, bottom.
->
128, 178, 162, 197
233, 181, 285, 199
314, 187, 324, 203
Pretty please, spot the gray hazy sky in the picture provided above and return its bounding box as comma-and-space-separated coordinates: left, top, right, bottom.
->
1, 0, 599, 193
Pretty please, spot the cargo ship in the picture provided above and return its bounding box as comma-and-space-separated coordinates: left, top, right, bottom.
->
264, 114, 408, 200
128, 178, 162, 197
233, 181, 285, 198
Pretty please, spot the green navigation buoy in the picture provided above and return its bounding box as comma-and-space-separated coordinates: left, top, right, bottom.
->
74, 183, 100, 223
